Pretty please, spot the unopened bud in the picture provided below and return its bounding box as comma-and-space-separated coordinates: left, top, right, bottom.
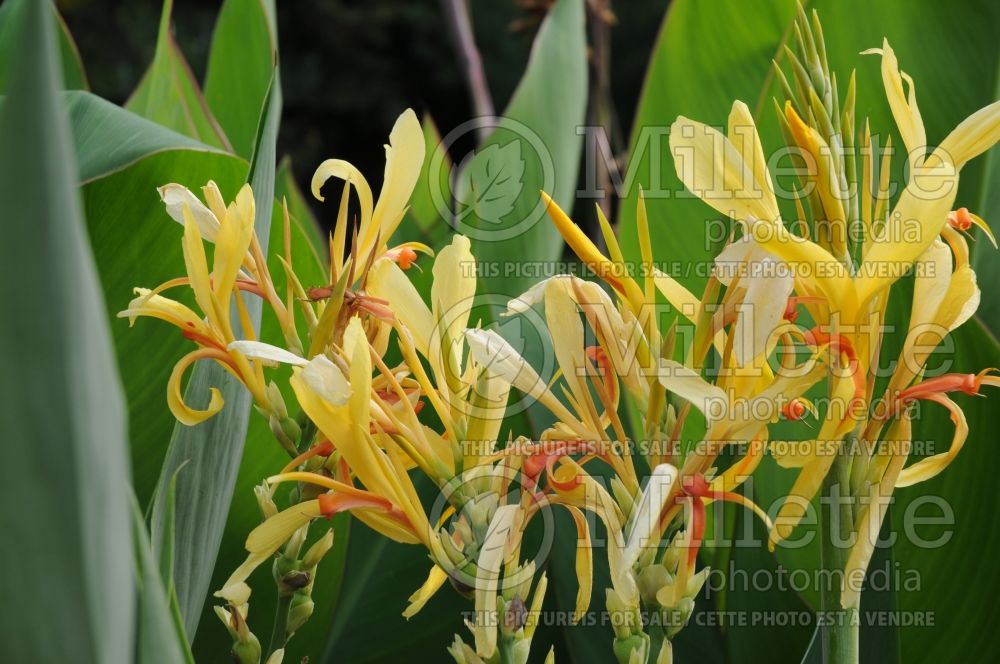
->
302, 529, 335, 568
637, 564, 672, 606
254, 483, 278, 520
266, 381, 289, 419
285, 592, 315, 635
500, 595, 527, 636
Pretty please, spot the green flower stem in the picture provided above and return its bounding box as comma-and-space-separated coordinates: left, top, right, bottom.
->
821, 447, 859, 664
267, 593, 293, 659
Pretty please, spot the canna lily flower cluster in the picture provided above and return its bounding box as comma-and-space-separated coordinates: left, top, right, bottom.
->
120, 8, 1000, 664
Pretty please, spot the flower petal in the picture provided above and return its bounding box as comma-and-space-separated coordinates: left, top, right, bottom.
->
228, 340, 308, 367
159, 183, 220, 242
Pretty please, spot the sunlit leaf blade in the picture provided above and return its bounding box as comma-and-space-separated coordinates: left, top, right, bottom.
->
0, 0, 132, 661
0, 0, 88, 93
149, 69, 281, 640
204, 0, 277, 158
126, 0, 231, 150
66, 91, 228, 183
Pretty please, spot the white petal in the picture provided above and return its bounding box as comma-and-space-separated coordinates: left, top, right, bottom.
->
622, 464, 677, 572
464, 328, 545, 398
159, 183, 220, 242
228, 340, 307, 367
302, 355, 352, 405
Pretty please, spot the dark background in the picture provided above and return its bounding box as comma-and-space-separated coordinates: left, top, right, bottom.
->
59, 0, 667, 231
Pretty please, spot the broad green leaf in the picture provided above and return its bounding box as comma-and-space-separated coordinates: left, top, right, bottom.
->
126, 0, 231, 150
149, 70, 281, 640
0, 0, 88, 93
460, 0, 587, 302
132, 495, 194, 664
204, 0, 276, 158
0, 0, 132, 661
65, 91, 227, 183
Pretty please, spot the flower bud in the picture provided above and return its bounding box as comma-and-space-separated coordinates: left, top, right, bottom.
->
500, 595, 527, 637
254, 483, 278, 520
302, 529, 335, 568
285, 592, 315, 635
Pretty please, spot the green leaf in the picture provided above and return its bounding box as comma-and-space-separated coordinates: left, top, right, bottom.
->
0, 0, 88, 93
204, 0, 277, 158
149, 69, 281, 640
67, 90, 227, 183
132, 494, 194, 664
0, 0, 132, 661
126, 0, 231, 150
460, 0, 587, 302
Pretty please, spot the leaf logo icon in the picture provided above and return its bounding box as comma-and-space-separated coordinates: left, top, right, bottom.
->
456, 140, 525, 225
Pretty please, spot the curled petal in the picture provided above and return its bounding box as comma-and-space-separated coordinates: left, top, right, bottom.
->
168, 348, 226, 425
896, 394, 968, 487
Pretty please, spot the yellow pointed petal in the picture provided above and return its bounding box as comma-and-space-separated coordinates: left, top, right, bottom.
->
432, 235, 476, 392
936, 99, 1000, 169
870, 40, 927, 169
403, 565, 449, 619
670, 112, 778, 225
856, 164, 959, 305
563, 505, 593, 624
213, 184, 256, 307
656, 360, 727, 424
367, 257, 434, 356
728, 100, 777, 217
181, 205, 216, 324
367, 109, 425, 256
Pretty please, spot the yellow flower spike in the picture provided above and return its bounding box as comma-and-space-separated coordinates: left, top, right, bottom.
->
167, 348, 226, 425
841, 415, 912, 609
